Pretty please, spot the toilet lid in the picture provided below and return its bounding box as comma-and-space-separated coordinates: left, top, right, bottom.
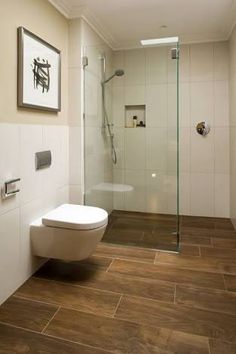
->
42, 204, 108, 230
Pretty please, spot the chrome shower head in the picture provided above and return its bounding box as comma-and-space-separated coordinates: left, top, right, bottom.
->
114, 69, 124, 77
102, 69, 124, 84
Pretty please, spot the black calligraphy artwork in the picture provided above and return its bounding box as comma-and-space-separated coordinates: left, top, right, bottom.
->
32, 57, 51, 93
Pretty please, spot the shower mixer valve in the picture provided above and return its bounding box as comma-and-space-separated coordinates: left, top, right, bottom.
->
196, 121, 210, 136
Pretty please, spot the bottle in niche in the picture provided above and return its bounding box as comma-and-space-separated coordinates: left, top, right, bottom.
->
133, 115, 138, 127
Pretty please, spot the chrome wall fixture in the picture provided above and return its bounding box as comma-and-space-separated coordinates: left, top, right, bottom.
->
1, 178, 21, 199
196, 121, 210, 136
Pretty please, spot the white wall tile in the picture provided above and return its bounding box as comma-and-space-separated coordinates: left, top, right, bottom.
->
214, 127, 230, 174
113, 127, 124, 169
146, 128, 167, 171
125, 128, 146, 170
190, 129, 214, 173
69, 185, 83, 204
146, 171, 168, 213
166, 173, 178, 214
0, 209, 20, 304
179, 128, 190, 173
190, 43, 214, 82
179, 83, 190, 127
146, 47, 168, 84
113, 169, 125, 210
112, 86, 124, 127
179, 45, 190, 83
179, 173, 191, 215
146, 85, 167, 127
68, 67, 82, 126
214, 174, 230, 217
124, 49, 146, 86
190, 82, 214, 127
0, 124, 20, 215
190, 173, 214, 217
69, 126, 82, 185
113, 51, 125, 87
125, 85, 145, 105
19, 198, 45, 283
124, 169, 146, 212
214, 42, 229, 81
214, 81, 229, 127
20, 125, 43, 205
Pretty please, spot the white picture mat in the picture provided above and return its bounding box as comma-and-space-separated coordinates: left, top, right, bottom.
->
23, 32, 59, 109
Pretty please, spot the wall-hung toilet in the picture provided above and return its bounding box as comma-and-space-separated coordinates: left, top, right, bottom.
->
30, 204, 108, 261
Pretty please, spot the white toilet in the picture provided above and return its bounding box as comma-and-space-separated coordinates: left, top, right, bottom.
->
30, 204, 108, 261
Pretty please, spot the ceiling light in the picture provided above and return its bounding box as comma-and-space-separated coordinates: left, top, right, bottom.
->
140, 37, 179, 46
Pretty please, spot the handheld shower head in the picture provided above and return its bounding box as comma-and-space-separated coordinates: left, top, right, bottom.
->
114, 69, 124, 77
102, 69, 124, 84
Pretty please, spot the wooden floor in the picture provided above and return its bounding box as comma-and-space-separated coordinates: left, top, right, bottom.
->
0, 214, 236, 353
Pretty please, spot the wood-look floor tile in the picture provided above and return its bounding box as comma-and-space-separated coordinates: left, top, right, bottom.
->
181, 217, 215, 229
220, 263, 236, 275
155, 253, 221, 273
115, 295, 236, 342
95, 243, 156, 263
109, 259, 225, 290
77, 255, 113, 270
15, 277, 120, 316
224, 274, 236, 292
209, 339, 236, 354
0, 323, 108, 354
180, 245, 200, 256
211, 237, 236, 249
113, 217, 155, 231
102, 228, 143, 245
181, 227, 214, 238
0, 296, 58, 332
181, 234, 212, 246
175, 285, 236, 315
213, 229, 236, 239
200, 247, 236, 260
45, 307, 209, 354
35, 259, 175, 303
214, 220, 234, 230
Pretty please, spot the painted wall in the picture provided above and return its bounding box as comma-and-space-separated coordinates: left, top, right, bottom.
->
0, 0, 69, 305
229, 26, 236, 226
112, 42, 230, 217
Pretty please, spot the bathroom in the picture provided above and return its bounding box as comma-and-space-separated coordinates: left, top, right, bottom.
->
0, 0, 235, 352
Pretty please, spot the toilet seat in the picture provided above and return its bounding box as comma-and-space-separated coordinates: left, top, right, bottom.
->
42, 204, 108, 231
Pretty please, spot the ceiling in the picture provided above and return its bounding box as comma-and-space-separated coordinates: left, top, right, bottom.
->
49, 0, 236, 49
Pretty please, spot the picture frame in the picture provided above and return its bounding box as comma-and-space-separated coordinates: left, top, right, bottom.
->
17, 27, 61, 112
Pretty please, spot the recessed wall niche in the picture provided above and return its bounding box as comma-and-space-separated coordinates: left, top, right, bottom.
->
125, 105, 146, 128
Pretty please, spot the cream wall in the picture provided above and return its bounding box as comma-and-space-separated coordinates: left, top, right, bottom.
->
0, 0, 68, 125
112, 42, 230, 217
229, 26, 236, 226
0, 0, 69, 305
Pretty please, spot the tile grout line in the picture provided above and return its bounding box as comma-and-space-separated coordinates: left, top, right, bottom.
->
222, 273, 227, 291
41, 306, 61, 334
174, 283, 177, 304
106, 258, 115, 272
207, 337, 211, 354
112, 294, 123, 317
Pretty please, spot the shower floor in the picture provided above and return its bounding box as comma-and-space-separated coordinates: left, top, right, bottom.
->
102, 210, 178, 251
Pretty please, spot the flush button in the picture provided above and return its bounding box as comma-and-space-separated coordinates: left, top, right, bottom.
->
35, 150, 52, 170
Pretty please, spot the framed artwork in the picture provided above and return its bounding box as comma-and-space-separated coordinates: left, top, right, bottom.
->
17, 27, 61, 112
